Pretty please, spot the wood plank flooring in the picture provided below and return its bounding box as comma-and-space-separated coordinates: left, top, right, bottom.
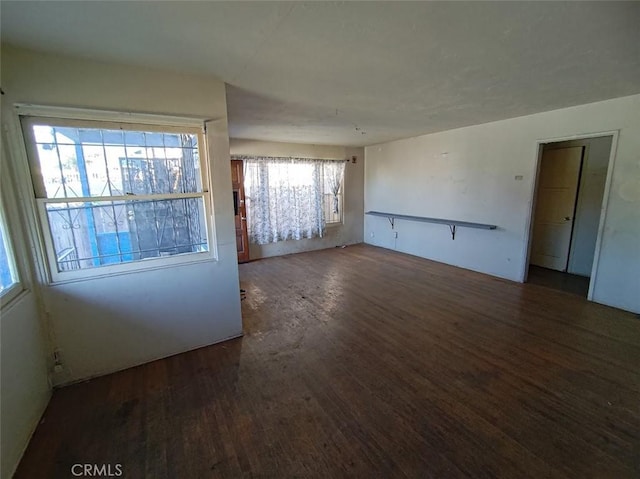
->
15, 244, 640, 478
527, 265, 590, 297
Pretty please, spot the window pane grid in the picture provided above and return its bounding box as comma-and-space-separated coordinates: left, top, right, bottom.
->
45, 197, 208, 272
31, 126, 201, 199
57, 241, 208, 267
24, 118, 210, 276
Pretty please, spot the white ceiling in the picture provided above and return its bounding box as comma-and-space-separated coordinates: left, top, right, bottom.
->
2, 1, 639, 146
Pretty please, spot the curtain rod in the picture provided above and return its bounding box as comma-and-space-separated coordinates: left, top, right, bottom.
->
231, 155, 349, 162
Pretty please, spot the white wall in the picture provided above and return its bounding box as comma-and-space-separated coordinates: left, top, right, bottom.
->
229, 139, 364, 259
365, 94, 640, 313
1, 45, 243, 384
542, 136, 613, 277
0, 292, 51, 478
1, 134, 51, 478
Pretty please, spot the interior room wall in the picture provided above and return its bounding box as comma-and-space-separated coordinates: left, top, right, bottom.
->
229, 139, 364, 259
542, 136, 613, 277
365, 94, 640, 313
0, 137, 51, 478
1, 45, 243, 385
0, 293, 50, 479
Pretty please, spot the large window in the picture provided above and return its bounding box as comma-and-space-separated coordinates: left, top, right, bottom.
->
21, 115, 211, 280
243, 157, 345, 245
0, 202, 19, 298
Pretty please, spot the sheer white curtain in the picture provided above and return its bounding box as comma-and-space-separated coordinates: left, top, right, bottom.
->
242, 157, 345, 245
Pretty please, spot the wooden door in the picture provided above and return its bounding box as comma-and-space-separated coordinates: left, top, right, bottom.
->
531, 147, 583, 271
231, 160, 250, 263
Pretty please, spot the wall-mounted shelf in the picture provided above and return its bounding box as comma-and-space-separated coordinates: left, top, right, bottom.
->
366, 211, 497, 240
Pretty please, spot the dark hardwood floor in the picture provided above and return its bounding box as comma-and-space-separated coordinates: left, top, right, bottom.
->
15, 244, 640, 478
527, 265, 591, 297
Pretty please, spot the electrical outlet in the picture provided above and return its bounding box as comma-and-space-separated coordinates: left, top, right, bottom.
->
394, 231, 398, 239
53, 349, 63, 366
370, 232, 375, 238
52, 349, 65, 375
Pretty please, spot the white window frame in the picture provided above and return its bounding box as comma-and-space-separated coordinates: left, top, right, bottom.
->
16, 105, 216, 284
0, 198, 22, 304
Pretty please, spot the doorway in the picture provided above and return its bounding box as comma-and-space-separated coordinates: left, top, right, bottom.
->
526, 135, 614, 297
231, 160, 250, 263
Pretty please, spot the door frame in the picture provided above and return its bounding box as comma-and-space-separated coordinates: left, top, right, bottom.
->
231, 159, 250, 263
521, 130, 619, 301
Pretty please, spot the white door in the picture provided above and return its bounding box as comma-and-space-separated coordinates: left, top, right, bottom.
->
531, 146, 583, 271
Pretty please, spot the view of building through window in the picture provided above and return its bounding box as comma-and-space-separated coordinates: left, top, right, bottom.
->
25, 122, 209, 272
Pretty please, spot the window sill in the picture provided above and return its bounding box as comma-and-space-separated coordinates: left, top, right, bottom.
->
46, 251, 218, 286
0, 284, 30, 313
